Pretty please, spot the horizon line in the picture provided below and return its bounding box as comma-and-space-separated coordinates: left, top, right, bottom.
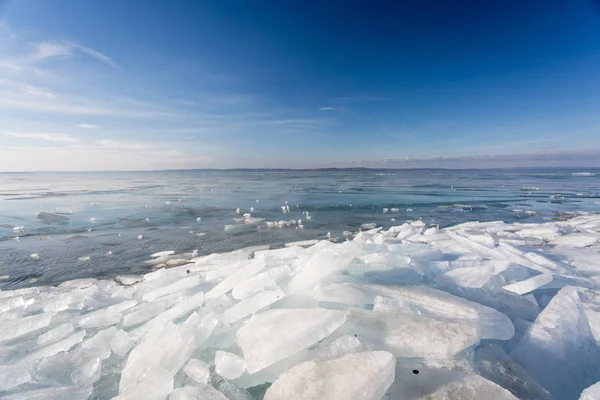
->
1, 165, 599, 174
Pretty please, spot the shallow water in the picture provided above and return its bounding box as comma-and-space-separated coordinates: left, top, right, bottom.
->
1, 168, 598, 289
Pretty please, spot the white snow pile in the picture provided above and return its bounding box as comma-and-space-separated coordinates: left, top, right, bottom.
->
1, 213, 600, 399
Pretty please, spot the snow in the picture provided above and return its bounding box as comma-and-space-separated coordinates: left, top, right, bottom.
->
2, 213, 600, 399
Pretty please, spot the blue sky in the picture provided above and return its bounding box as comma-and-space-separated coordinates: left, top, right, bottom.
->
1, 0, 600, 170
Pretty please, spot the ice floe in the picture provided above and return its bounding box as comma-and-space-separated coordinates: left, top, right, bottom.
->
0, 213, 599, 399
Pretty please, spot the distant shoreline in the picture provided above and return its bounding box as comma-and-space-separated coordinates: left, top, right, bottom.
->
2, 166, 600, 174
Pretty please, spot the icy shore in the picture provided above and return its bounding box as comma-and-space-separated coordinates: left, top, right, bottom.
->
1, 213, 600, 399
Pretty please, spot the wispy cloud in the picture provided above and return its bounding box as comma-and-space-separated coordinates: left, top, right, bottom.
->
76, 123, 99, 129
330, 94, 389, 104
31, 41, 118, 68
318, 106, 348, 112
32, 42, 72, 60
70, 43, 119, 68
2, 132, 80, 143
18, 84, 56, 98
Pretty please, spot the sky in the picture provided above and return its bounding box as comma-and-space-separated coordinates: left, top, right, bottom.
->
1, 0, 600, 171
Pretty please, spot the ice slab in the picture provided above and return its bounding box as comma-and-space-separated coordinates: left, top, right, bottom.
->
502, 273, 553, 295
0, 313, 52, 342
37, 323, 75, 346
222, 286, 284, 325
341, 310, 479, 358
473, 344, 552, 400
287, 247, 355, 293
580, 381, 600, 400
231, 265, 290, 300
0, 364, 31, 391
237, 308, 346, 373
182, 358, 210, 385
264, 351, 395, 400
215, 350, 246, 379
110, 329, 133, 357
368, 285, 514, 340
169, 385, 228, 400
0, 385, 93, 400
436, 265, 494, 288
206, 259, 265, 299
511, 286, 600, 399
421, 374, 518, 399
551, 234, 598, 247
18, 330, 86, 364
141, 275, 201, 302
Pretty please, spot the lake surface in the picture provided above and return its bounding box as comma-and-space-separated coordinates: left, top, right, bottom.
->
1, 168, 598, 289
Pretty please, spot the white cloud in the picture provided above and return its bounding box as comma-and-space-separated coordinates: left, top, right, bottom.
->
0, 144, 211, 171
19, 84, 56, 99
32, 42, 72, 60
319, 107, 334, 111
31, 41, 118, 68
77, 124, 99, 129
2, 132, 80, 143
70, 43, 119, 68
94, 139, 154, 151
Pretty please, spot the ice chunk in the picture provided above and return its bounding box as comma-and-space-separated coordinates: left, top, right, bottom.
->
37, 323, 75, 346
264, 351, 395, 400
182, 358, 210, 385
422, 375, 518, 399
17, 330, 86, 364
110, 329, 133, 357
435, 265, 494, 288
288, 248, 355, 293
473, 344, 552, 400
209, 372, 255, 400
81, 326, 117, 360
115, 275, 143, 286
120, 312, 218, 398
169, 385, 228, 400
312, 282, 382, 306
502, 273, 553, 295
0, 313, 52, 342
206, 259, 265, 299
0, 385, 93, 400
215, 350, 246, 379
232, 265, 291, 300
285, 239, 318, 247
222, 286, 285, 325
313, 334, 364, 361
0, 365, 31, 391
71, 356, 101, 385
77, 308, 122, 329
447, 231, 506, 260
551, 234, 598, 248
341, 310, 479, 358
441, 284, 540, 321
142, 275, 201, 302
511, 286, 600, 399
368, 285, 514, 340
122, 302, 166, 328
580, 381, 600, 400
237, 308, 346, 373
128, 292, 204, 340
